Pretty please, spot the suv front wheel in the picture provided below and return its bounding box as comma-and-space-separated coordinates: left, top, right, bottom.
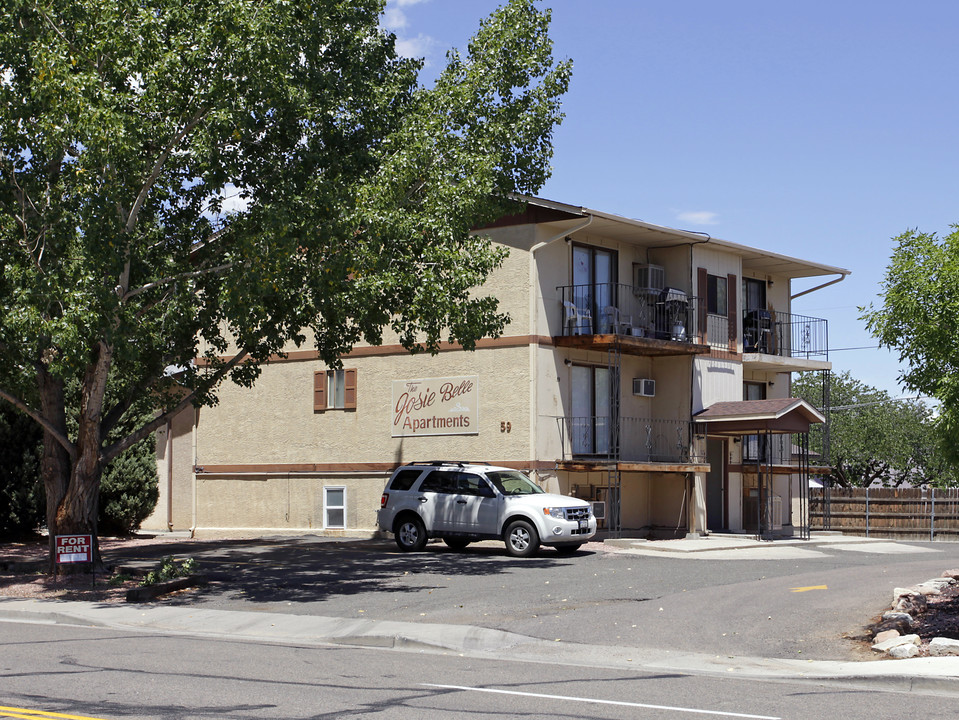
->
504, 519, 540, 557
394, 515, 427, 552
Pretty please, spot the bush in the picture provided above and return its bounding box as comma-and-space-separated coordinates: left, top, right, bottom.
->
0, 406, 44, 539
98, 435, 159, 536
140, 556, 197, 586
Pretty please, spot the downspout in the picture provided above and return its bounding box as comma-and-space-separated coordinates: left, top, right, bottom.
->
166, 420, 174, 531
528, 215, 593, 482
790, 273, 847, 300
190, 407, 198, 538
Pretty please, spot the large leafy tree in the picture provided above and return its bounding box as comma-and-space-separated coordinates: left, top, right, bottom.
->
0, 0, 570, 570
861, 226, 959, 469
793, 371, 951, 487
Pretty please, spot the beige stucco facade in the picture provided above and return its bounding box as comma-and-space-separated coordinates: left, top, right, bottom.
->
146, 197, 847, 540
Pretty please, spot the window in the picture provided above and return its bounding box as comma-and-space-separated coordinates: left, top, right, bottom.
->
324, 487, 346, 529
313, 368, 357, 411
706, 274, 727, 316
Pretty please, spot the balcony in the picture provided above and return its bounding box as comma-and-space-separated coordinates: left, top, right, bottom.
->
557, 283, 711, 357
556, 416, 707, 469
742, 310, 828, 370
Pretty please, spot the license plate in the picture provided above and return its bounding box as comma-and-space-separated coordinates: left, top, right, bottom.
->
578, 520, 588, 530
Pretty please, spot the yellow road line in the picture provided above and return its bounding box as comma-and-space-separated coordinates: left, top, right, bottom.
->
789, 585, 828, 593
0, 706, 112, 720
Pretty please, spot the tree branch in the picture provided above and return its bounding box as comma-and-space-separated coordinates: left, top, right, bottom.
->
122, 262, 234, 301
0, 387, 74, 458
101, 348, 249, 463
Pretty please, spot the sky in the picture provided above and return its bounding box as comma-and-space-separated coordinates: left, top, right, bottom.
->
382, 0, 959, 399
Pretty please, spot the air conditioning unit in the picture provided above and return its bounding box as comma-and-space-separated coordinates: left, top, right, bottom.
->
632, 378, 656, 397
633, 263, 665, 292
590, 501, 606, 520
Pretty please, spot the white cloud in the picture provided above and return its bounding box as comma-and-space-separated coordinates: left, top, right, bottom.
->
395, 33, 436, 59
383, 0, 436, 60
676, 211, 720, 226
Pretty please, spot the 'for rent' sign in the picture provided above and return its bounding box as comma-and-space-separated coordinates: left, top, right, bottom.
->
55, 534, 93, 564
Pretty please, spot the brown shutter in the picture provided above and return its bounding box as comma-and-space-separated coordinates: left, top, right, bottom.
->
697, 267, 708, 344
727, 273, 738, 353
343, 368, 357, 409
313, 371, 327, 411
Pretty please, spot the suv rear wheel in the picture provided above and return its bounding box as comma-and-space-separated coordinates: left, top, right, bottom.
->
504, 519, 540, 557
394, 515, 427, 552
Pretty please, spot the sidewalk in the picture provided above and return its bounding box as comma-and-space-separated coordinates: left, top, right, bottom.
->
1, 595, 957, 694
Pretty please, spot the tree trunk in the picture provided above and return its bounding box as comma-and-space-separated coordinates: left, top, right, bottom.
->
41, 343, 113, 574
38, 368, 70, 574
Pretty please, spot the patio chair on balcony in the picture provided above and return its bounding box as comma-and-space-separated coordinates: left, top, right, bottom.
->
563, 300, 592, 335
604, 305, 633, 336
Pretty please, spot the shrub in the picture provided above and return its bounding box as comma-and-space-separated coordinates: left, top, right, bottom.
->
0, 406, 44, 539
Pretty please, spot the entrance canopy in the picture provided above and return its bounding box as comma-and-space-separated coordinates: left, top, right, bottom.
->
694, 398, 824, 435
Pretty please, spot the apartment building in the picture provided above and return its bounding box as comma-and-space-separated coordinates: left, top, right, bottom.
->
146, 196, 847, 539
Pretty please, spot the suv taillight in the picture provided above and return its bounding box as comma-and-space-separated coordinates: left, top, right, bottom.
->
380, 493, 389, 508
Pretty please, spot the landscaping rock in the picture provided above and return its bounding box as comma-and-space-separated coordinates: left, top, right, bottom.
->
913, 579, 953, 596
942, 569, 959, 581
887, 643, 920, 659
873, 629, 900, 644
892, 591, 928, 617
928, 637, 959, 657
871, 634, 920, 653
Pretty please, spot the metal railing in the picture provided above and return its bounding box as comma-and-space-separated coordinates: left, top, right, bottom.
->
743, 310, 828, 359
558, 283, 703, 344
557, 416, 700, 464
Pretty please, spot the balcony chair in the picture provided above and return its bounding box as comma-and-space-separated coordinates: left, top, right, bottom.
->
604, 305, 633, 335
563, 300, 592, 335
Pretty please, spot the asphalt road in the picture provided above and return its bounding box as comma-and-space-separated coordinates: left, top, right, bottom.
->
100, 534, 959, 662
3, 618, 958, 720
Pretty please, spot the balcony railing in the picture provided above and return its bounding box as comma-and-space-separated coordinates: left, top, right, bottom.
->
557, 416, 701, 464
743, 310, 828, 359
558, 283, 702, 343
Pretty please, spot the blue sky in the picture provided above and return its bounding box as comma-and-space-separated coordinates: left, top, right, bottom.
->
384, 0, 959, 398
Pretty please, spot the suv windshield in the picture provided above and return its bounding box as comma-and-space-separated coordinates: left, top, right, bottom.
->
486, 471, 545, 496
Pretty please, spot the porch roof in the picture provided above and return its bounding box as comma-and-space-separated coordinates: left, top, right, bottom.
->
693, 397, 825, 435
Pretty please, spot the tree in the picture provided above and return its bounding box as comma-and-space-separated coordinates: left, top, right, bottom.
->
861, 226, 959, 469
0, 0, 571, 570
793, 371, 952, 487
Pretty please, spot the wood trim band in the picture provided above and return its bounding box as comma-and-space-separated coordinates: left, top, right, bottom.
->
196, 335, 556, 366
194, 460, 559, 475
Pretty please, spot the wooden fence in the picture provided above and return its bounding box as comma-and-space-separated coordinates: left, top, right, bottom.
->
810, 487, 959, 540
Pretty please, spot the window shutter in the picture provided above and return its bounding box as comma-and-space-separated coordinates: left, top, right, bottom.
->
727, 273, 738, 353
343, 368, 357, 409
697, 267, 708, 344
313, 371, 328, 411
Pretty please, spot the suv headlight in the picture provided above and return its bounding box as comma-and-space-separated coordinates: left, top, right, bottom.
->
543, 507, 566, 519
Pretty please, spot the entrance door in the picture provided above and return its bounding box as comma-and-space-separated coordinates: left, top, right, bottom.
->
706, 438, 726, 531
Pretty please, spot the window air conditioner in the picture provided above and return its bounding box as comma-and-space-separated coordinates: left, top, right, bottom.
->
590, 501, 606, 520
632, 378, 656, 397
633, 264, 665, 292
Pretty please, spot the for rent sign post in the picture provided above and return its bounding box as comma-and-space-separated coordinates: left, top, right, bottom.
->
392, 376, 478, 437
55, 534, 93, 564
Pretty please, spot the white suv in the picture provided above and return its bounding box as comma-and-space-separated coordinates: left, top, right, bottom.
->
377, 462, 596, 557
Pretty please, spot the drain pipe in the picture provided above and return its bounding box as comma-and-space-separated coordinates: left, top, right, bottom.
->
528, 215, 593, 479
790, 273, 848, 300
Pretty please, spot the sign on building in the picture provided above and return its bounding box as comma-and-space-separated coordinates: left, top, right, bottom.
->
55, 534, 93, 564
392, 376, 478, 437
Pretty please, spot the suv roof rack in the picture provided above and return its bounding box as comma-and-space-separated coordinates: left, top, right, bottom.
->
405, 461, 492, 467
